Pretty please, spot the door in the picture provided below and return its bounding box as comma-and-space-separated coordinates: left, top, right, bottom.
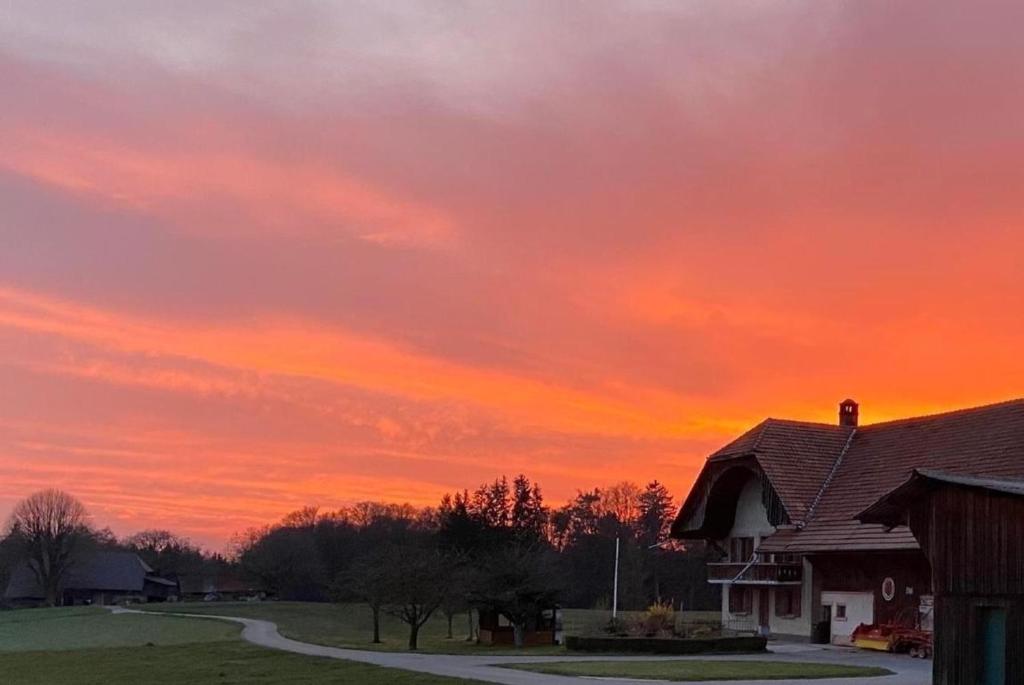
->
758, 588, 770, 635
979, 607, 1007, 685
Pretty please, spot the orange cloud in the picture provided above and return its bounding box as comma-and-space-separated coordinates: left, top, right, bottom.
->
2, 126, 455, 248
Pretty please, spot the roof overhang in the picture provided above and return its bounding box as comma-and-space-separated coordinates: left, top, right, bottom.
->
670, 455, 781, 539
858, 469, 1024, 527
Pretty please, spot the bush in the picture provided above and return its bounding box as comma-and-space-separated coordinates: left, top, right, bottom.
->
643, 600, 674, 637
565, 635, 767, 654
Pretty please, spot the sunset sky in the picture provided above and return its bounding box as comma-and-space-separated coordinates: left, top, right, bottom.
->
2, 2, 1024, 549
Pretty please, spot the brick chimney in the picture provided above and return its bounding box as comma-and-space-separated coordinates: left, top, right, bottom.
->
839, 399, 859, 427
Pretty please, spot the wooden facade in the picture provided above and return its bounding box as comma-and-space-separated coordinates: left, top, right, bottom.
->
476, 608, 558, 647
808, 551, 931, 627
861, 471, 1024, 685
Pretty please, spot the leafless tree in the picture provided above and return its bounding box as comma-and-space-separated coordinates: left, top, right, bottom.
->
7, 489, 90, 606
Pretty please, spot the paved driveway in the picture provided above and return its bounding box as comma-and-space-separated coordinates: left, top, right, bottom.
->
112, 608, 931, 685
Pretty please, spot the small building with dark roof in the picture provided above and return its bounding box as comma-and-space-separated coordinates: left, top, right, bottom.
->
672, 398, 1024, 648
4, 551, 178, 607
860, 469, 1024, 685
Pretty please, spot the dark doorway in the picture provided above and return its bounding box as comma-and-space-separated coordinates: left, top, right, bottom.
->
979, 607, 1007, 685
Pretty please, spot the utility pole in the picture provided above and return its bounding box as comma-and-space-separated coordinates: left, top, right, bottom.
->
612, 536, 620, 619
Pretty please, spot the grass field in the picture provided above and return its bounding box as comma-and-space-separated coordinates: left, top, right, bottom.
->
142, 601, 721, 654
1, 641, 485, 685
0, 607, 486, 684
0, 606, 238, 651
501, 660, 894, 681
143, 601, 569, 654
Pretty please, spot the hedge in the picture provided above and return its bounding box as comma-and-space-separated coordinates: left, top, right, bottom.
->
564, 635, 767, 654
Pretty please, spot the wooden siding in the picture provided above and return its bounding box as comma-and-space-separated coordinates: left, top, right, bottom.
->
808, 551, 931, 626
910, 487, 1024, 596
906, 487, 1024, 685
932, 596, 1024, 685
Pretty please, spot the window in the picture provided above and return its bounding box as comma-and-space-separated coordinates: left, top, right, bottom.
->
775, 588, 801, 618
835, 604, 847, 621
728, 586, 752, 615
729, 537, 754, 562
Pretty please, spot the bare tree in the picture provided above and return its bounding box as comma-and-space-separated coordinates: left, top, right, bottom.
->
383, 550, 448, 650
7, 489, 90, 606
600, 481, 642, 527
344, 549, 393, 644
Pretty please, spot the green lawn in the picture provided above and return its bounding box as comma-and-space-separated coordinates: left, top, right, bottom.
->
0, 641, 485, 685
502, 660, 894, 681
143, 601, 567, 654
0, 606, 487, 684
0, 606, 237, 651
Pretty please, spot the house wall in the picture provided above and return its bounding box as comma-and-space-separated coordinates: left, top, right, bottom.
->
820, 591, 874, 644
809, 551, 931, 628
768, 557, 814, 639
720, 586, 757, 633
719, 476, 814, 638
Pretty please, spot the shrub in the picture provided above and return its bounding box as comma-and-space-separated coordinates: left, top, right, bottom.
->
643, 600, 674, 637
565, 635, 767, 654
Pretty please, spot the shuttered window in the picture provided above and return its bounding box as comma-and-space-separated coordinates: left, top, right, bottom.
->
775, 588, 801, 617
728, 586, 752, 614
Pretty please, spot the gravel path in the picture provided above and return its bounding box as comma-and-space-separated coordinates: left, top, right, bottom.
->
109, 607, 930, 685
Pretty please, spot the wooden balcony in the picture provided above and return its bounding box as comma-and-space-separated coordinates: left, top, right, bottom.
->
707, 561, 803, 585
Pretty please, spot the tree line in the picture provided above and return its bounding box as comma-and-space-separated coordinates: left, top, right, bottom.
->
1, 478, 719, 649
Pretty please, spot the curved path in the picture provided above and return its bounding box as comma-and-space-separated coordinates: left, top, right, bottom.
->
110, 608, 930, 685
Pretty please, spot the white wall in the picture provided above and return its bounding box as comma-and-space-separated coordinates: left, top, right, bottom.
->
768, 557, 814, 638
727, 477, 775, 540
821, 591, 874, 645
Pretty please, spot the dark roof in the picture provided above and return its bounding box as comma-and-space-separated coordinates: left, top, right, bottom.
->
857, 469, 1024, 526
4, 551, 169, 599
707, 419, 855, 523
676, 398, 1024, 553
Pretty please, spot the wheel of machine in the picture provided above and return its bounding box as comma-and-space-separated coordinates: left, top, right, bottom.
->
909, 647, 920, 658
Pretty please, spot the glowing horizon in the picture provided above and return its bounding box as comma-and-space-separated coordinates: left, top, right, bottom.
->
3, 2, 1024, 550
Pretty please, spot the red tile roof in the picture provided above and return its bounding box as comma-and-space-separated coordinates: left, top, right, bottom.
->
686, 398, 1024, 553
708, 419, 855, 525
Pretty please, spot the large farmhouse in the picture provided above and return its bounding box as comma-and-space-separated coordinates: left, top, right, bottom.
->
671, 398, 1024, 647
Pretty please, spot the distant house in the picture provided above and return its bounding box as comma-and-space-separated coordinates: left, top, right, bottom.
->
4, 551, 178, 607
178, 573, 263, 602
671, 398, 1024, 648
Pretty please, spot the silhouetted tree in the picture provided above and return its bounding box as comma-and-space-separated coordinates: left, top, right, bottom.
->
470, 541, 562, 648
343, 548, 393, 643
377, 537, 449, 650
510, 475, 548, 541
6, 489, 91, 606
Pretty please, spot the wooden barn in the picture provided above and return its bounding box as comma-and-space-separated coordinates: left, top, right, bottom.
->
4, 551, 178, 607
671, 398, 1024, 651
860, 470, 1024, 685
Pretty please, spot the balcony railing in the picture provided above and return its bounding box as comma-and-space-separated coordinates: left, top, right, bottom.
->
707, 561, 802, 585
